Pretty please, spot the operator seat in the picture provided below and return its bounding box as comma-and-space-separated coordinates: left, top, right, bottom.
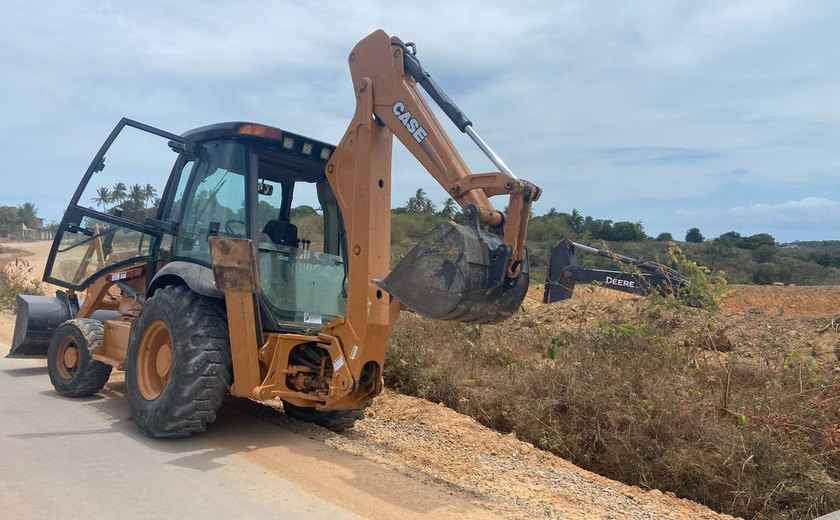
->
262, 220, 300, 248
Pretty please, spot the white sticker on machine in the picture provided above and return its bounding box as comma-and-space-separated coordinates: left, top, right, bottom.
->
350, 345, 359, 360
333, 355, 345, 371
303, 313, 322, 324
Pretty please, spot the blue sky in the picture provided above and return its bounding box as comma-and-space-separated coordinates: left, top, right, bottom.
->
1, 1, 838, 243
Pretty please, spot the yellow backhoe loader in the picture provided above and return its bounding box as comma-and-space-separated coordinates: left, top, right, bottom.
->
8, 29, 540, 437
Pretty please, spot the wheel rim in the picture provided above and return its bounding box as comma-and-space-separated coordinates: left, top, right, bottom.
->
55, 337, 79, 379
136, 321, 173, 400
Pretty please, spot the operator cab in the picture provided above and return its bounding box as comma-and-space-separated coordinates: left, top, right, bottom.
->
44, 118, 346, 334
174, 122, 346, 331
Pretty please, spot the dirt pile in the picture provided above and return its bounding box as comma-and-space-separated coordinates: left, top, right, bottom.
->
387, 292, 840, 518
331, 392, 734, 519
518, 292, 840, 370
246, 392, 733, 520
723, 284, 840, 316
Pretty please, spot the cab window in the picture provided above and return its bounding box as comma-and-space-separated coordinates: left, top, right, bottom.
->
173, 141, 248, 263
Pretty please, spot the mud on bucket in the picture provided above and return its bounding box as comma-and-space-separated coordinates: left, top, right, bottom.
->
377, 221, 528, 324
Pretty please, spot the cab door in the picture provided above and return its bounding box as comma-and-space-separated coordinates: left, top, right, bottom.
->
44, 118, 194, 290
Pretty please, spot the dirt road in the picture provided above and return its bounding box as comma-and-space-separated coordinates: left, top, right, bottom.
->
0, 241, 734, 519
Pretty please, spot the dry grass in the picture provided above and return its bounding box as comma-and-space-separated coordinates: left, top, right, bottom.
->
0, 259, 44, 311
384, 302, 840, 519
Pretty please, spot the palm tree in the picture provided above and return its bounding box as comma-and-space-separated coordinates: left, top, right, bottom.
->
91, 186, 112, 212
405, 188, 435, 214
129, 184, 145, 208
439, 198, 458, 219
111, 182, 128, 206
16, 202, 38, 229
119, 184, 147, 221
569, 208, 584, 235
143, 183, 158, 206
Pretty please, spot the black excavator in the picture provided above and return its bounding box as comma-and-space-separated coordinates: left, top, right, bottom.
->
543, 239, 688, 303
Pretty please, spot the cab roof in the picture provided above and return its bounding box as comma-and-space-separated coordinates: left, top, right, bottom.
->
181, 121, 335, 164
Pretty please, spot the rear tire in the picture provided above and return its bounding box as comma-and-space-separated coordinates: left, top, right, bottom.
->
282, 400, 370, 432
126, 285, 232, 438
47, 318, 112, 397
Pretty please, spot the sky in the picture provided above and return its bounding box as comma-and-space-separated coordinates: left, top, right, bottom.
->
1, 0, 838, 243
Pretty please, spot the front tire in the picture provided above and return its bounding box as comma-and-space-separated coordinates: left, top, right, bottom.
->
126, 285, 232, 438
47, 319, 113, 397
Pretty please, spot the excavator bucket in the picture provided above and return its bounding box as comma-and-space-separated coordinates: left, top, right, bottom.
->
377, 221, 528, 324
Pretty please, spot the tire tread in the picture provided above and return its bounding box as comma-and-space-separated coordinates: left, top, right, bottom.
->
47, 318, 113, 397
126, 285, 232, 438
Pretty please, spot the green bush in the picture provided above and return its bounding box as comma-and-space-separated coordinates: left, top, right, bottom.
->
662, 243, 730, 312
752, 263, 780, 285
685, 227, 704, 243
751, 244, 777, 263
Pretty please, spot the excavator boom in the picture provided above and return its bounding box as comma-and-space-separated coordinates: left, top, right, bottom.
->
328, 30, 540, 324
543, 239, 689, 303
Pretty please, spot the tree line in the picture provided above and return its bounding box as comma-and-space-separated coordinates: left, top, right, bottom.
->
6, 185, 838, 286
389, 188, 840, 286
90, 182, 159, 221
393, 189, 649, 242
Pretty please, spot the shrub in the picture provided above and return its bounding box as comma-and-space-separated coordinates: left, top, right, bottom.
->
0, 259, 44, 311
751, 244, 777, 263
664, 243, 730, 312
752, 263, 780, 285
685, 227, 704, 243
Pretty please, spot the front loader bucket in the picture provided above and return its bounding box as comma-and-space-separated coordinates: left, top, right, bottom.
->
7, 294, 74, 358
6, 294, 117, 358
377, 221, 528, 324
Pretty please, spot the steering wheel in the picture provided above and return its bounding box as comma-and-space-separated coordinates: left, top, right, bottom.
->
224, 219, 247, 236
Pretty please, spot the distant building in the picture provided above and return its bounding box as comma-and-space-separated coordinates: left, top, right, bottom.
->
21, 217, 51, 240
0, 205, 52, 241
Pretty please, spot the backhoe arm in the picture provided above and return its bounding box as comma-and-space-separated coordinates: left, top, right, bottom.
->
335, 30, 540, 278
294, 30, 542, 410
543, 239, 689, 303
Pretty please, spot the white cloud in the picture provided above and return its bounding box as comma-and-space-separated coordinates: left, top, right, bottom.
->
727, 197, 840, 223
0, 0, 838, 242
